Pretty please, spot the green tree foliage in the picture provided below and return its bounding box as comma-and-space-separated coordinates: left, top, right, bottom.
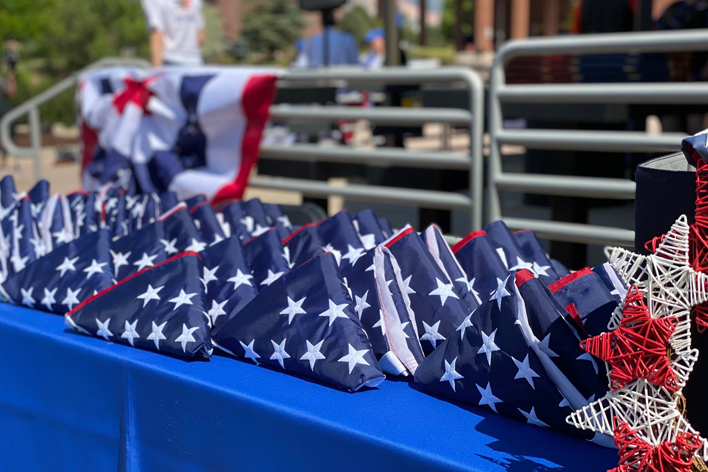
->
242, 0, 306, 62
441, 0, 473, 42
339, 6, 377, 47
0, 0, 55, 40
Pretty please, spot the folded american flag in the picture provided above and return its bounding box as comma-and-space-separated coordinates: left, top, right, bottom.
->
0, 176, 625, 417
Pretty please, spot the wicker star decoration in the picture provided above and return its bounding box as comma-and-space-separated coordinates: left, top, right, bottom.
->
580, 286, 679, 392
609, 417, 702, 472
608, 216, 708, 318
567, 215, 708, 467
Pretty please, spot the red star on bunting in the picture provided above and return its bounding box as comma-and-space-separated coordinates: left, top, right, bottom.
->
609, 418, 701, 472
580, 285, 679, 392
112, 77, 157, 115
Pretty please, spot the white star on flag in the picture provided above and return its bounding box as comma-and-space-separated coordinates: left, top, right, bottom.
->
428, 278, 459, 306
168, 290, 197, 310
41, 287, 57, 311
354, 291, 371, 320
440, 357, 463, 392
342, 245, 365, 267
206, 299, 228, 325
338, 344, 370, 374
133, 252, 158, 271
318, 299, 349, 326
512, 354, 540, 389
489, 276, 511, 311
279, 296, 307, 324
175, 324, 199, 353
96, 318, 113, 340
20, 287, 35, 307
477, 329, 501, 365
121, 320, 140, 347
261, 269, 284, 286
477, 382, 502, 413
270, 338, 290, 369
62, 287, 81, 310
519, 407, 549, 428
402, 275, 416, 294
456, 276, 481, 304
227, 269, 253, 290
240, 340, 260, 363
56, 256, 79, 277
200, 265, 219, 292
147, 321, 167, 350
159, 238, 178, 255
300, 340, 326, 371
456, 312, 474, 340
421, 320, 445, 349
185, 238, 207, 253
109, 250, 131, 277
83, 259, 108, 280
136, 284, 164, 307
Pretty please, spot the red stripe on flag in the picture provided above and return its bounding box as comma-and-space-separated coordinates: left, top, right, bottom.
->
212, 74, 279, 205
384, 227, 415, 248
565, 303, 588, 337
548, 267, 593, 294
282, 223, 317, 245
514, 269, 535, 287
67, 251, 201, 316
451, 230, 486, 254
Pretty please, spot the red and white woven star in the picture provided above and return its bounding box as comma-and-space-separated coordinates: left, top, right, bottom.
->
609, 417, 701, 472
581, 286, 679, 392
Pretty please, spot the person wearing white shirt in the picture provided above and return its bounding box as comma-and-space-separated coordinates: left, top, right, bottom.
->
141, 0, 206, 67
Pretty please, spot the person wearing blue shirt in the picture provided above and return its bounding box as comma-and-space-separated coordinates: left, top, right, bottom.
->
361, 28, 385, 69
304, 26, 359, 68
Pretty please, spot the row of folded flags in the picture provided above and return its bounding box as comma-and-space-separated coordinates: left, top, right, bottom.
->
0, 175, 627, 444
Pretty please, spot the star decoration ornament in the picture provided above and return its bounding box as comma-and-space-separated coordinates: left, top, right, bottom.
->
439, 357, 463, 392
580, 286, 680, 392
610, 418, 702, 472
567, 216, 708, 465
428, 278, 459, 306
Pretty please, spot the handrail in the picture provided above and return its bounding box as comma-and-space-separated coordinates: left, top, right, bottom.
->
487, 29, 708, 247
257, 67, 485, 230
0, 57, 150, 181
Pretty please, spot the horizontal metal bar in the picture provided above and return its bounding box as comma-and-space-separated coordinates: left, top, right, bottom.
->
248, 176, 473, 211
503, 217, 635, 247
497, 83, 708, 104
495, 173, 636, 199
280, 67, 479, 86
269, 105, 473, 126
495, 129, 685, 152
259, 144, 471, 170
497, 30, 708, 65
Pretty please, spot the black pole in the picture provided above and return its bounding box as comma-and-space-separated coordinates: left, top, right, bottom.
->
322, 8, 335, 67
634, 0, 653, 31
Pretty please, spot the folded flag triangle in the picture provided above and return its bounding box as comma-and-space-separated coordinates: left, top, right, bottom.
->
242, 228, 289, 289
2, 230, 114, 314
66, 251, 212, 359
282, 224, 326, 270
385, 225, 473, 354
414, 271, 591, 438
199, 235, 258, 329
211, 252, 385, 392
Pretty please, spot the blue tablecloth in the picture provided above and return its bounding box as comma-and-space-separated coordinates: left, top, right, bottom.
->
0, 304, 617, 471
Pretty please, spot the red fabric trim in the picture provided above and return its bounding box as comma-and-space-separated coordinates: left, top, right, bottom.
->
189, 199, 210, 214
548, 267, 593, 293
81, 122, 98, 174
384, 227, 415, 248
513, 229, 532, 234
112, 77, 157, 114
158, 203, 188, 222
67, 251, 201, 316
212, 74, 278, 206
514, 269, 536, 287
451, 230, 486, 254
282, 223, 317, 245
565, 303, 588, 337
243, 227, 275, 246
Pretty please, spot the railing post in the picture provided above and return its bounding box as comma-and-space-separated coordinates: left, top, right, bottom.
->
28, 107, 42, 181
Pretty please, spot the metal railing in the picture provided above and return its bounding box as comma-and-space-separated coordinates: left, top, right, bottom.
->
255, 67, 485, 230
0, 57, 151, 181
487, 29, 708, 247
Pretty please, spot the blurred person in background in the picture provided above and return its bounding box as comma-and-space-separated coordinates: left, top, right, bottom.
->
361, 28, 385, 69
304, 10, 359, 68
141, 0, 206, 67
0, 37, 18, 167
571, 0, 635, 33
